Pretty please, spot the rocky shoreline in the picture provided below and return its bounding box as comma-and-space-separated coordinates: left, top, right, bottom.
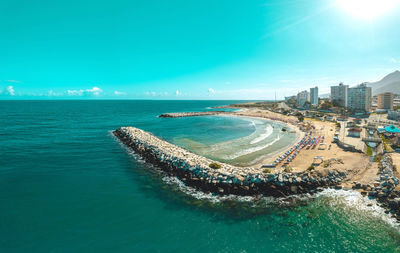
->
114, 127, 346, 197
159, 111, 231, 118
352, 155, 400, 220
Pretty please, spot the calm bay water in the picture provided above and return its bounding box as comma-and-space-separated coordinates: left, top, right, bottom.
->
1, 100, 400, 252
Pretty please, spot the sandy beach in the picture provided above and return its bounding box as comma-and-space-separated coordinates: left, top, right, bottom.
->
229, 108, 369, 181
158, 107, 374, 185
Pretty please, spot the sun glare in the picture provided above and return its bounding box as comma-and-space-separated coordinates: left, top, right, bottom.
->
337, 0, 399, 20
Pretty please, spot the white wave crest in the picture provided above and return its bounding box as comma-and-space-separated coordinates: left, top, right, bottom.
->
316, 188, 400, 230
250, 124, 273, 144
223, 134, 281, 160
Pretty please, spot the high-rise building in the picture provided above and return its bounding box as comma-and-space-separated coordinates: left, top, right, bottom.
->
347, 83, 372, 112
310, 86, 318, 106
377, 92, 394, 110
297, 90, 310, 107
331, 83, 348, 107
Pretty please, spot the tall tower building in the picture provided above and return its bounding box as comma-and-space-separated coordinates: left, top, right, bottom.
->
310, 86, 318, 106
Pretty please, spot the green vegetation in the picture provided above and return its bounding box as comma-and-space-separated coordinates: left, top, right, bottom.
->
209, 162, 221, 169
322, 159, 334, 168
366, 146, 373, 156
283, 166, 293, 172
263, 168, 272, 173
296, 113, 304, 122
380, 134, 394, 152
320, 100, 333, 110
231, 101, 277, 109
373, 155, 383, 162
307, 165, 315, 171
286, 98, 297, 108
303, 101, 312, 109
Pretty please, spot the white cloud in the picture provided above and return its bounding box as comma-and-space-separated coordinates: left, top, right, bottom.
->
225, 81, 231, 85
175, 90, 180, 96
144, 91, 170, 97
86, 86, 102, 95
114, 90, 126, 96
66, 86, 103, 96
390, 58, 399, 63
208, 88, 215, 94
67, 89, 83, 96
47, 90, 62, 96
5, 80, 22, 83
6, 86, 15, 96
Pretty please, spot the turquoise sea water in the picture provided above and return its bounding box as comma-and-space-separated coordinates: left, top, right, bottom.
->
1, 100, 400, 252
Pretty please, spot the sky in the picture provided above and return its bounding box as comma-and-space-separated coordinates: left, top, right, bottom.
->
1, 0, 400, 99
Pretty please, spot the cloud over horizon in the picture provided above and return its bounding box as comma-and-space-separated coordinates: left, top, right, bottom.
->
114, 91, 126, 96
67, 86, 103, 96
5, 86, 15, 96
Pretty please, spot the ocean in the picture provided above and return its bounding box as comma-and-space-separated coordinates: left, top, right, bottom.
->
1, 100, 400, 252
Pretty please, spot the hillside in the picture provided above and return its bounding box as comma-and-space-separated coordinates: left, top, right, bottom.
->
367, 70, 400, 96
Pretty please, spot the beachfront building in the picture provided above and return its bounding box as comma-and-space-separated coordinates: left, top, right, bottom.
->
347, 83, 372, 112
394, 94, 400, 108
388, 110, 400, 121
310, 86, 318, 106
348, 128, 362, 138
331, 83, 348, 108
296, 90, 310, 107
377, 92, 394, 110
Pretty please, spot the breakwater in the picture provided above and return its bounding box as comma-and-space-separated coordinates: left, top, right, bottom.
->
114, 127, 346, 197
159, 111, 230, 118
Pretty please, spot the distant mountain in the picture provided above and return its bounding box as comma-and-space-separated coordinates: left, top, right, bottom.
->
367, 70, 400, 96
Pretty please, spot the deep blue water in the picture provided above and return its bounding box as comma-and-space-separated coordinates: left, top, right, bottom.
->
1, 100, 400, 253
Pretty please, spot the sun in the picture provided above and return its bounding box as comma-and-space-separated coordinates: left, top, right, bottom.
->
337, 0, 399, 20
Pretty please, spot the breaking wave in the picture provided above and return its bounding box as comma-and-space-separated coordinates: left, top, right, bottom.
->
250, 124, 273, 144
162, 175, 400, 230
222, 134, 281, 160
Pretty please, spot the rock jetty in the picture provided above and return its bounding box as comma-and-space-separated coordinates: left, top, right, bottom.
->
352, 154, 400, 219
159, 111, 230, 118
114, 127, 347, 197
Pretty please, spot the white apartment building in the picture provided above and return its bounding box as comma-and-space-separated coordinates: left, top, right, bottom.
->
310, 86, 318, 106
347, 83, 372, 112
297, 90, 310, 107
331, 83, 348, 107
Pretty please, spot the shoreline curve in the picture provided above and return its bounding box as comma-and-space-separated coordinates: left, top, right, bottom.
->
113, 126, 346, 197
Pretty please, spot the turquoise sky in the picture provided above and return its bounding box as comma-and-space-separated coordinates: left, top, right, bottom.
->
1, 0, 400, 99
